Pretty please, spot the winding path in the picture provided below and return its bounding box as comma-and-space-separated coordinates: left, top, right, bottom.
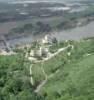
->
34, 61, 47, 93
30, 64, 34, 85
34, 45, 73, 93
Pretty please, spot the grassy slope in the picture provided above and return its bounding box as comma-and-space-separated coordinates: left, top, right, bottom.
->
31, 38, 94, 100
39, 54, 94, 100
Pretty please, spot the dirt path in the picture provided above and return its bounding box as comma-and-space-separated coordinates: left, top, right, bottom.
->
34, 62, 60, 93
30, 64, 34, 85
34, 61, 47, 93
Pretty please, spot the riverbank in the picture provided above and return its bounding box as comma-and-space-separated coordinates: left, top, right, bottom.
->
7, 21, 94, 47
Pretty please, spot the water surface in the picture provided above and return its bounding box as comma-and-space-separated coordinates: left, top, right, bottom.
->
8, 21, 94, 46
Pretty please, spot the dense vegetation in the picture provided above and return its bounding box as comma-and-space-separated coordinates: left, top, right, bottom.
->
0, 54, 43, 100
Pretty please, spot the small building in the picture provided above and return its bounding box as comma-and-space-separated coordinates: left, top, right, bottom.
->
42, 34, 57, 44
30, 47, 49, 58
39, 47, 49, 57
42, 35, 51, 44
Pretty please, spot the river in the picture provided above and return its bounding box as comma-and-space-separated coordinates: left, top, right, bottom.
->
8, 21, 94, 46
53, 21, 94, 40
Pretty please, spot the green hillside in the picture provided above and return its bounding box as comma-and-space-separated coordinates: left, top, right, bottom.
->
0, 37, 94, 100
39, 54, 94, 100
32, 37, 94, 100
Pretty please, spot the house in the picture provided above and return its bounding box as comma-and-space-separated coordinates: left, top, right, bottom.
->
42, 34, 57, 44
39, 47, 49, 57
30, 47, 49, 58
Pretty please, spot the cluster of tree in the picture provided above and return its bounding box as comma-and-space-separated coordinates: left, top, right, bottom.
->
0, 54, 44, 100
10, 21, 52, 35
